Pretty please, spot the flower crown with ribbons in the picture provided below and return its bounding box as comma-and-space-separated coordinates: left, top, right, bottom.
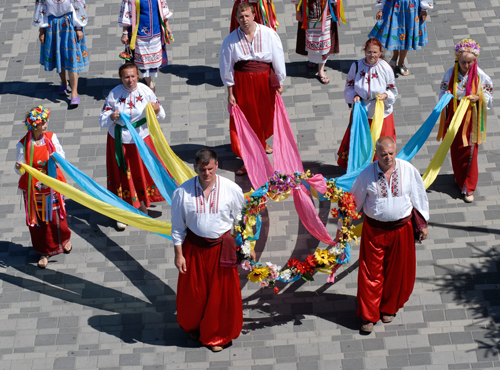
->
25, 106, 50, 131
455, 38, 480, 57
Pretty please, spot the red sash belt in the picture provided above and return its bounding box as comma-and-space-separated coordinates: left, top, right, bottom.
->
365, 209, 427, 240
186, 228, 237, 268
365, 214, 412, 230
234, 60, 280, 89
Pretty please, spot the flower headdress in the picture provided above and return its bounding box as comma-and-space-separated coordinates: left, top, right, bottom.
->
454, 38, 480, 57
25, 106, 50, 131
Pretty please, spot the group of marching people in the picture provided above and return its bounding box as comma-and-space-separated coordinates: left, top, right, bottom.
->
17, 0, 493, 351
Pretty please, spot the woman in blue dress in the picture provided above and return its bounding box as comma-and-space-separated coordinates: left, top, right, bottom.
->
33, 0, 89, 107
368, 0, 433, 76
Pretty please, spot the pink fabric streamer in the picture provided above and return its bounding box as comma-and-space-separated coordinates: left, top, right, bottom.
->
327, 263, 342, 283
305, 174, 328, 194
230, 104, 274, 189
273, 94, 304, 174
292, 185, 336, 246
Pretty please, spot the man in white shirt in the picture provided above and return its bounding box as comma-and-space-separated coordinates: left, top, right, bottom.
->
351, 137, 429, 334
219, 2, 286, 175
171, 149, 245, 352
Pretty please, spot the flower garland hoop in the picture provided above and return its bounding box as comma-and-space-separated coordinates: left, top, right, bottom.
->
235, 170, 361, 293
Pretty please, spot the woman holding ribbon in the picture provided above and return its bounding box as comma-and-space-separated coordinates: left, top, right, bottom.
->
119, 0, 173, 92
15, 106, 72, 269
33, 0, 89, 107
337, 38, 398, 168
230, 0, 278, 33
292, 0, 342, 85
368, 0, 433, 76
438, 38, 493, 203
100, 63, 166, 230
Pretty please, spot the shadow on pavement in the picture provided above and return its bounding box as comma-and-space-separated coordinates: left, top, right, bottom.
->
421, 244, 500, 359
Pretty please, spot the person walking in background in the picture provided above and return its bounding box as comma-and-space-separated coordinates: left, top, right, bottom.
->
33, 0, 89, 107
369, 0, 433, 76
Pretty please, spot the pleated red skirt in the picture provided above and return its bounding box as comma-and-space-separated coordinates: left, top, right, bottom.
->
29, 208, 71, 257
337, 113, 396, 169
229, 69, 275, 158
450, 117, 479, 196
176, 237, 243, 346
106, 134, 165, 208
356, 218, 416, 323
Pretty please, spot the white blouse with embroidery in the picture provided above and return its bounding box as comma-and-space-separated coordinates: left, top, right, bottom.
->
351, 159, 429, 222
171, 175, 245, 246
439, 66, 494, 109
33, 0, 88, 28
99, 83, 166, 144
344, 58, 398, 118
219, 23, 286, 86
375, 0, 433, 11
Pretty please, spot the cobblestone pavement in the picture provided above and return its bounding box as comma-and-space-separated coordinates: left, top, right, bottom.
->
0, 0, 500, 369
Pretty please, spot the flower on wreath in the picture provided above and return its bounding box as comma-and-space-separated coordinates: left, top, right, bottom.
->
119, 51, 132, 61
259, 281, 269, 288
305, 254, 317, 268
241, 260, 252, 271
297, 262, 313, 275
287, 258, 300, 268
248, 266, 270, 283
455, 38, 480, 57
279, 269, 293, 282
274, 287, 279, 293
315, 248, 335, 266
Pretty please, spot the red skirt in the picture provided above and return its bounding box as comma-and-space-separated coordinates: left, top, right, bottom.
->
106, 134, 165, 208
356, 218, 416, 323
176, 237, 243, 346
450, 116, 479, 195
229, 69, 275, 158
337, 112, 396, 169
29, 207, 71, 257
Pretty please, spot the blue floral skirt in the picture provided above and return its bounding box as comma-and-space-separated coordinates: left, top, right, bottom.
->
39, 12, 89, 73
368, 0, 428, 51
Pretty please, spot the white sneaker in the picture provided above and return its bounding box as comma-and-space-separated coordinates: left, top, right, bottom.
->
464, 194, 474, 203
116, 221, 127, 230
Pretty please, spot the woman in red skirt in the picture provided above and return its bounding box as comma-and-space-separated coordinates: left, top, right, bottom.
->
100, 63, 167, 230
15, 106, 72, 268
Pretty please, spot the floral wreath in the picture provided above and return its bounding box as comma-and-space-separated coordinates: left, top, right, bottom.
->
25, 106, 50, 131
455, 38, 480, 57
235, 170, 361, 293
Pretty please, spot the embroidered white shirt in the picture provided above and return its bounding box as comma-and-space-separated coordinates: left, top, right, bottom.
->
344, 58, 398, 118
33, 0, 89, 28
351, 159, 429, 222
171, 175, 245, 245
220, 23, 286, 86
439, 66, 494, 109
99, 83, 166, 143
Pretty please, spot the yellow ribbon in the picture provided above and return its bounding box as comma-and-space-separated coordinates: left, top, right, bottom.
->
338, 0, 346, 24
20, 163, 172, 236
370, 98, 385, 154
129, 0, 140, 50
422, 98, 470, 189
145, 104, 197, 184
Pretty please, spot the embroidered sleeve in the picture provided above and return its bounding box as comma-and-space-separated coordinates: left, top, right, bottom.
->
480, 72, 494, 109
385, 64, 398, 106
71, 0, 88, 27
100, 91, 117, 128
33, 0, 49, 28
420, 0, 433, 10
271, 30, 286, 85
118, 0, 132, 27
344, 62, 357, 105
161, 0, 173, 19
51, 134, 66, 159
